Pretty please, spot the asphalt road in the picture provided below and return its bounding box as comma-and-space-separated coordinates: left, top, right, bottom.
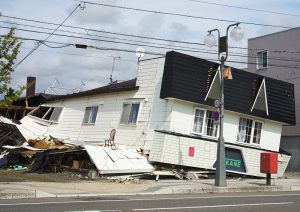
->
0, 192, 300, 212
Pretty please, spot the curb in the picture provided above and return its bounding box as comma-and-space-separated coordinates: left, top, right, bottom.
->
0, 191, 36, 199
1, 184, 299, 199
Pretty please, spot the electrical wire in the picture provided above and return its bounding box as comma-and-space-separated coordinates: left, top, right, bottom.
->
8, 35, 300, 70
82, 1, 295, 29
41, 42, 74, 48
2, 25, 300, 65
188, 0, 300, 18
20, 46, 136, 62
0, 20, 215, 53
0, 15, 208, 46
3, 14, 300, 54
12, 3, 81, 69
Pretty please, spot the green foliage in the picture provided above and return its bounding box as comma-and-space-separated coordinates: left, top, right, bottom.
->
0, 28, 24, 108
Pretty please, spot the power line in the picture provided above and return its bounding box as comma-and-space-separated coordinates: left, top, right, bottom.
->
188, 0, 300, 18
0, 20, 251, 59
9, 35, 300, 70
0, 15, 208, 46
12, 3, 82, 69
3, 25, 300, 65
83, 1, 294, 29
3, 14, 300, 54
20, 46, 136, 62
0, 20, 215, 53
42, 42, 73, 48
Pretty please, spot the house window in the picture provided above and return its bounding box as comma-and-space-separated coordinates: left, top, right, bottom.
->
120, 102, 140, 125
237, 117, 262, 144
31, 106, 63, 122
193, 108, 218, 137
83, 106, 99, 124
257, 51, 268, 70
49, 107, 63, 122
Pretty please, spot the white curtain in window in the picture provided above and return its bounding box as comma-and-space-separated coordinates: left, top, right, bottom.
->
193, 109, 205, 133
83, 106, 98, 124
128, 103, 140, 124
83, 107, 91, 123
120, 103, 130, 124
238, 118, 247, 142
90, 106, 98, 123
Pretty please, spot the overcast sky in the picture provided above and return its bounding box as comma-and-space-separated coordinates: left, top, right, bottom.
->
1, 0, 300, 95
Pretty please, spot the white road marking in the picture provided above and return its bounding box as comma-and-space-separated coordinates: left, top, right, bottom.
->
132, 202, 294, 211
0, 193, 299, 206
65, 210, 121, 212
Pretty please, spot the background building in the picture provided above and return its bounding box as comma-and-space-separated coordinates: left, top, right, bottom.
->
247, 27, 300, 171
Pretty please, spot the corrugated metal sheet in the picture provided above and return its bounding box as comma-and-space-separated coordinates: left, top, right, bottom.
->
160, 51, 295, 125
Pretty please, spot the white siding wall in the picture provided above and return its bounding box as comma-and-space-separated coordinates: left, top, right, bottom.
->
149, 131, 290, 178
41, 91, 141, 145
30, 57, 168, 148
135, 58, 173, 150
167, 99, 282, 152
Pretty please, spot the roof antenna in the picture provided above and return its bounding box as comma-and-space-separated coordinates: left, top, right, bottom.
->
109, 56, 121, 84
136, 47, 145, 64
77, 80, 86, 93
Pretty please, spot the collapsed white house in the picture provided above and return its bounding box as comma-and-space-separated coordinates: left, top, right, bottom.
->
8, 51, 295, 177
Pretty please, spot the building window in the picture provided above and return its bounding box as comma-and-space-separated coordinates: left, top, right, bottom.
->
31, 106, 63, 122
83, 106, 99, 124
237, 117, 262, 144
49, 107, 63, 122
257, 51, 268, 70
193, 108, 218, 137
120, 102, 140, 125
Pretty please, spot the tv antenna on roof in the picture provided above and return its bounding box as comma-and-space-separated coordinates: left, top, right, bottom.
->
109, 56, 121, 84
136, 47, 145, 64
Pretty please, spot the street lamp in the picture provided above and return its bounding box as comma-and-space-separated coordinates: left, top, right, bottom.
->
204, 23, 244, 187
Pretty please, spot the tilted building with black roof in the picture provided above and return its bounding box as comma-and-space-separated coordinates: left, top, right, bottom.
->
15, 51, 295, 177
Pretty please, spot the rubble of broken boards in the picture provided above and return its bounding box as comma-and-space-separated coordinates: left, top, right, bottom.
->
0, 118, 209, 182
0, 138, 157, 179
0, 135, 93, 174
0, 119, 154, 181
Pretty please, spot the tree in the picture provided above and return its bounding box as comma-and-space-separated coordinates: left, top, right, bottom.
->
0, 28, 25, 108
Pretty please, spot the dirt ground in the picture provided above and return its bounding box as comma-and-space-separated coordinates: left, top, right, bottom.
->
0, 169, 92, 182
1, 167, 299, 183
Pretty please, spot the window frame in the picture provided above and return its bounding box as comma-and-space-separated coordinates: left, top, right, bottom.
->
237, 117, 263, 145
192, 107, 218, 138
82, 105, 99, 125
256, 50, 268, 70
49, 107, 64, 122
29, 105, 64, 123
120, 102, 141, 125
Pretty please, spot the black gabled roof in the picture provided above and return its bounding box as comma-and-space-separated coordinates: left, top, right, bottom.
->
160, 51, 295, 125
47, 78, 139, 102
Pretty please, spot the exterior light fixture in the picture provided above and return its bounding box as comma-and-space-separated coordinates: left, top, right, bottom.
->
204, 33, 216, 48
230, 25, 244, 42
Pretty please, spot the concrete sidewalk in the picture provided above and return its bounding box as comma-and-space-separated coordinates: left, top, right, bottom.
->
1, 177, 300, 199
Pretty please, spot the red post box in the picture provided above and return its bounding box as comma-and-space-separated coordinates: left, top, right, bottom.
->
260, 152, 278, 174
